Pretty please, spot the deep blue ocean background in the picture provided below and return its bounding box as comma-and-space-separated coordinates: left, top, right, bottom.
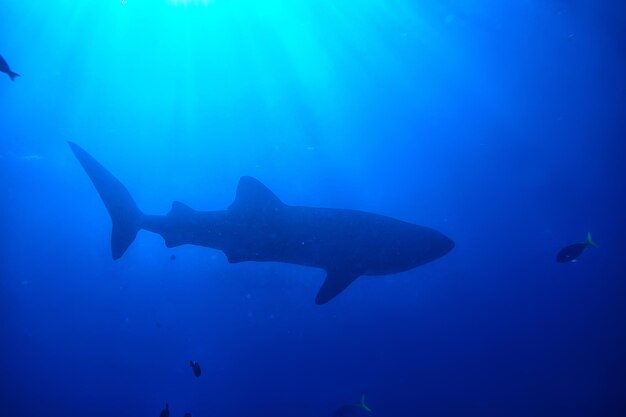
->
1, 1, 625, 416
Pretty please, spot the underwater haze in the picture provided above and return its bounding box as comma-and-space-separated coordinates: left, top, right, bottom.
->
1, 0, 625, 416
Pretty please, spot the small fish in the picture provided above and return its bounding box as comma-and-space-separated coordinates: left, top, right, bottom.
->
333, 395, 372, 417
189, 360, 201, 377
159, 403, 169, 417
0, 54, 19, 81
170, 254, 176, 261
183, 414, 192, 417
556, 232, 598, 263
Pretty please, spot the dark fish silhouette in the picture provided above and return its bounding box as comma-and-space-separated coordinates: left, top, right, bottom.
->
333, 395, 372, 417
0, 54, 19, 81
159, 403, 169, 417
189, 360, 201, 377
556, 232, 597, 263
170, 254, 176, 261
68, 142, 454, 304
183, 413, 192, 417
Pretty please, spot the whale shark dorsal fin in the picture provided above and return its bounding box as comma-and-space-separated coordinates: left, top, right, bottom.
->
229, 176, 285, 213
160, 202, 196, 248
315, 270, 360, 304
169, 201, 194, 217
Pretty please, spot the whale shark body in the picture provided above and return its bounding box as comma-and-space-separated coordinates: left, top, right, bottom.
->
68, 142, 454, 304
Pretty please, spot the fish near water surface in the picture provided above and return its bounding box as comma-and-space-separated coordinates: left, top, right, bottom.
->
0, 54, 19, 81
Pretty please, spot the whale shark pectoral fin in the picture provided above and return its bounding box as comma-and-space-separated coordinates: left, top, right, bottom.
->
315, 270, 360, 305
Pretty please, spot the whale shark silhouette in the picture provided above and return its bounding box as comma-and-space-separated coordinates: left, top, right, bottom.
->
68, 142, 454, 304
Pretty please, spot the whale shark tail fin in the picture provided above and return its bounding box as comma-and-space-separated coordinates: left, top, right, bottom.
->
359, 395, 372, 412
586, 232, 598, 248
68, 142, 142, 260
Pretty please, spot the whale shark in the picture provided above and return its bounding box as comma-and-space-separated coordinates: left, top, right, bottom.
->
68, 142, 454, 304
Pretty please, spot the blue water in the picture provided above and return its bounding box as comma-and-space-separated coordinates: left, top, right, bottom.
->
1, 1, 625, 416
